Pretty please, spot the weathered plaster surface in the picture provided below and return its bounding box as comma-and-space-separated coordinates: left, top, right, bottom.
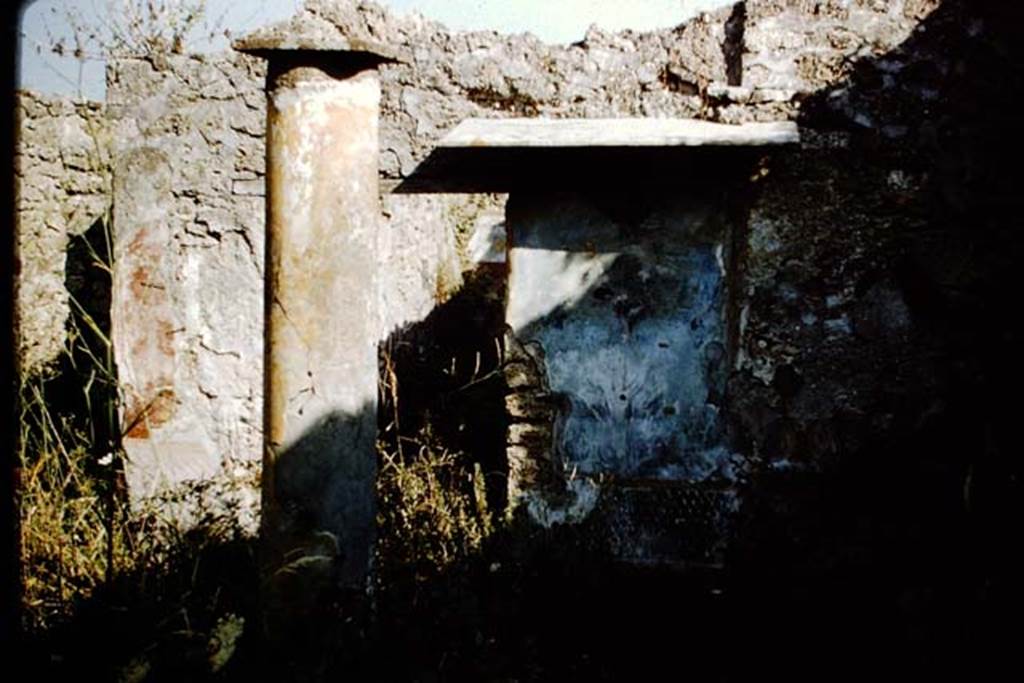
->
106, 51, 268, 530
503, 190, 744, 565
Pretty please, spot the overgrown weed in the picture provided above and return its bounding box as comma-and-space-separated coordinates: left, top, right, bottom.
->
18, 205, 124, 632
18, 208, 259, 680
376, 430, 493, 588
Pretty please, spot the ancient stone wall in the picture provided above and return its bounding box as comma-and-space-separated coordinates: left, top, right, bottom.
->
100, 0, 746, 509
98, 0, 796, 485
15, 91, 111, 375
716, 5, 1024, 623
26, 0, 1016, 551
17, 1, 1020, 673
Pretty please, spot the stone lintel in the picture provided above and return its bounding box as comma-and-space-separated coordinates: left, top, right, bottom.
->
397, 118, 799, 193
439, 118, 800, 149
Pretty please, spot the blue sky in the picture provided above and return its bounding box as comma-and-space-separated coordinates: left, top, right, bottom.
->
18, 0, 731, 100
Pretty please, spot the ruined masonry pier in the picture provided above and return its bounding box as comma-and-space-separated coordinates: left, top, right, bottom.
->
431, 116, 798, 566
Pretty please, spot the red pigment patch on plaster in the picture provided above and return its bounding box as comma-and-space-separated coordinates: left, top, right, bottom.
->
124, 387, 177, 439
121, 232, 179, 439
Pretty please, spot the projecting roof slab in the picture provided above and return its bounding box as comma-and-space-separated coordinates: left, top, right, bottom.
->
397, 117, 799, 193
439, 118, 800, 149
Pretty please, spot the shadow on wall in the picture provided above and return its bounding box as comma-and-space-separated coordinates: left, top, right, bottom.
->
380, 0, 1024, 677
725, 0, 1024, 677
21, 0, 1024, 680
26, 213, 123, 494
61, 215, 119, 458
261, 404, 379, 680
379, 263, 510, 512
394, 145, 770, 194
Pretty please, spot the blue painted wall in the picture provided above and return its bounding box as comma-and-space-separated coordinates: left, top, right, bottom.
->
507, 192, 735, 485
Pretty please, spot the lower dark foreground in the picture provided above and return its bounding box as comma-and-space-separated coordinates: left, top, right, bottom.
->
25, 452, 1020, 683
362, 542, 1015, 681
25, 523, 1018, 683
264, 478, 1017, 683
261, 557, 1010, 681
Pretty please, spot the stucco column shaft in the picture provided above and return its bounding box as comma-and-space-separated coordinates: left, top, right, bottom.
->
263, 63, 380, 585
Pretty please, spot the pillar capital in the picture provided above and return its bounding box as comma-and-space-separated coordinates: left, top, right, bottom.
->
233, 12, 401, 65
235, 13, 402, 92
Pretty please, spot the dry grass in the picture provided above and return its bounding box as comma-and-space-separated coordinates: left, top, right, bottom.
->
375, 341, 497, 590
16, 208, 253, 637
17, 210, 129, 631
376, 431, 493, 585
19, 344, 259, 679
18, 380, 125, 630
20, 216, 500, 675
